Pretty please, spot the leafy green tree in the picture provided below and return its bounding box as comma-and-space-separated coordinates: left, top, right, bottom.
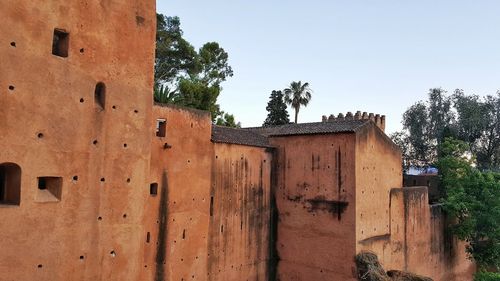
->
173, 42, 233, 120
176, 78, 221, 120
283, 81, 312, 123
154, 13, 235, 122
263, 90, 290, 127
390, 131, 412, 173
453, 90, 488, 148
198, 42, 233, 86
402, 101, 434, 168
478, 94, 500, 170
437, 138, 500, 270
392, 88, 500, 171
155, 14, 198, 85
215, 112, 241, 128
474, 271, 500, 281
428, 88, 454, 146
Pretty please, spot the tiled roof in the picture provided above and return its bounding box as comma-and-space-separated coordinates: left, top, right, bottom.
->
211, 126, 273, 148
244, 120, 370, 137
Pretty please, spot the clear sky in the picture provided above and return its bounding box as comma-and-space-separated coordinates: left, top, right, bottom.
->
156, 1, 500, 133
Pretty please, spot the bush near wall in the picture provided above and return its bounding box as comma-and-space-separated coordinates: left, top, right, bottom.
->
355, 252, 433, 281
474, 271, 500, 281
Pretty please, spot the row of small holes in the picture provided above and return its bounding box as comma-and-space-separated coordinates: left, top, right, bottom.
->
6, 82, 140, 114
77, 98, 139, 114
37, 134, 130, 150
37, 253, 91, 268
97, 214, 127, 221
71, 176, 132, 183
9, 35, 142, 266
6, 87, 123, 109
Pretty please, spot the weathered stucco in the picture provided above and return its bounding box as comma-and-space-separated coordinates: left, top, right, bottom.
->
0, 1, 155, 280
148, 104, 213, 281
270, 134, 358, 280
209, 143, 273, 280
354, 125, 474, 281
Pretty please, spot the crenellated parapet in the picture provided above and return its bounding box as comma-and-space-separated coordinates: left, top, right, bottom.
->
322, 111, 386, 132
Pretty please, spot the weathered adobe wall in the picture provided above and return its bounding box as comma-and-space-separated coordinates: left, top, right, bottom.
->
269, 134, 357, 281
355, 125, 474, 280
0, 1, 155, 281
360, 186, 474, 280
208, 143, 273, 281
148, 104, 213, 281
355, 123, 402, 247
387, 187, 474, 281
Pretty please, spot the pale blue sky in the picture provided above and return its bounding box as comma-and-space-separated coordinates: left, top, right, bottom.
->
156, 1, 500, 133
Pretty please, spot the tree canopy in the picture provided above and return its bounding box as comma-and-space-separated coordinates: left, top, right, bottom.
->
394, 89, 500, 271
437, 138, 500, 271
216, 113, 241, 128
391, 88, 500, 172
154, 13, 237, 126
263, 90, 290, 127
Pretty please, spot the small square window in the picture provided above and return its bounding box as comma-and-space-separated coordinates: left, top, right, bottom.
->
150, 183, 158, 196
156, 119, 166, 137
0, 163, 21, 206
52, 29, 69, 58
36, 177, 62, 202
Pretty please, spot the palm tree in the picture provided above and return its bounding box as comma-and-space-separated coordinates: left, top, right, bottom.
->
283, 81, 312, 123
154, 83, 178, 104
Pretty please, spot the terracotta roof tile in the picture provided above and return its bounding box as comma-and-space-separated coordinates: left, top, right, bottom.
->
244, 120, 370, 137
211, 126, 273, 148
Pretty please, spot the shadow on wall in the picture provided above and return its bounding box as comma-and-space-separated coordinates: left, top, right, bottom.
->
154, 171, 169, 281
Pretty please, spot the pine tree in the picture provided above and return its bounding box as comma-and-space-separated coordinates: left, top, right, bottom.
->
263, 90, 290, 127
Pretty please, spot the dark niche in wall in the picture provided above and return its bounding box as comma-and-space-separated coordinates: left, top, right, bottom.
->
52, 28, 69, 58
0, 163, 21, 206
36, 176, 63, 202
94, 82, 106, 110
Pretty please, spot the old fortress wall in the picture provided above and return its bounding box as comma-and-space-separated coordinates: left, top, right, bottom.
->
0, 1, 474, 280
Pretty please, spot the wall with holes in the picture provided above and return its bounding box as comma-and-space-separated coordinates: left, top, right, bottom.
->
358, 187, 475, 281
354, 123, 401, 247
148, 104, 213, 281
0, 1, 156, 280
355, 124, 474, 281
208, 143, 274, 281
269, 134, 358, 281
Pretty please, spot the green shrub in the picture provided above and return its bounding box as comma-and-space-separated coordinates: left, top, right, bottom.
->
474, 271, 500, 281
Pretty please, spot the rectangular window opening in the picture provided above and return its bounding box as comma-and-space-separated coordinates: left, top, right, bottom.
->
0, 163, 21, 206
52, 28, 69, 58
36, 177, 62, 203
156, 119, 166, 137
150, 183, 158, 196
